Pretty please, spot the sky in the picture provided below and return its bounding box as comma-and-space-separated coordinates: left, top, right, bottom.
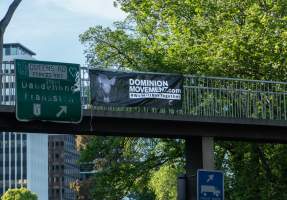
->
0, 0, 127, 65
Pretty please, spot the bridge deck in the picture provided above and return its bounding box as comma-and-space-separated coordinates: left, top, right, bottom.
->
0, 105, 286, 142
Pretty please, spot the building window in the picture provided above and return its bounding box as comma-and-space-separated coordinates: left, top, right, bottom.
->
11, 47, 17, 55
5, 48, 10, 56
54, 177, 59, 183
21, 49, 26, 55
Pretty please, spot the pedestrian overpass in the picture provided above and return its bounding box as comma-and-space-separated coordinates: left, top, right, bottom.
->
0, 62, 286, 142
1, 61, 287, 200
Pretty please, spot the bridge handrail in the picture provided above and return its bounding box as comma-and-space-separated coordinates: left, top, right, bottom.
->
1, 62, 287, 124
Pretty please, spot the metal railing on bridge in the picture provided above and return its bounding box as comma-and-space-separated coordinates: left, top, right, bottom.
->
2, 61, 287, 123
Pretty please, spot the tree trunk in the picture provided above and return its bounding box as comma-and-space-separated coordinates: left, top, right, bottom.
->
0, 0, 22, 62
0, 30, 3, 64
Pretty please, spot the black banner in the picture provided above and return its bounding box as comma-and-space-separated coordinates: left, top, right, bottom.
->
89, 69, 183, 108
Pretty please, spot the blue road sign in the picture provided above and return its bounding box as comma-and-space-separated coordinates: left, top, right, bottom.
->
197, 169, 224, 200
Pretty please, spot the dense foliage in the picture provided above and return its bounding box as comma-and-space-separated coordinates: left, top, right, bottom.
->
78, 137, 184, 199
79, 0, 287, 199
1, 188, 37, 200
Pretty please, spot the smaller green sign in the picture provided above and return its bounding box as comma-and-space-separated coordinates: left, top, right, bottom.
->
15, 59, 82, 123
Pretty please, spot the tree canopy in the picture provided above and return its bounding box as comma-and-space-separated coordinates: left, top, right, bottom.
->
1, 188, 37, 200
81, 0, 287, 80
78, 137, 184, 199
79, 0, 287, 199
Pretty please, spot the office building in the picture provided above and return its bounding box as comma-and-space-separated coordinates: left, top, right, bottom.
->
48, 134, 80, 200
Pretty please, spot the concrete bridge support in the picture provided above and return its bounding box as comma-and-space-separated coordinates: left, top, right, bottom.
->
178, 136, 215, 200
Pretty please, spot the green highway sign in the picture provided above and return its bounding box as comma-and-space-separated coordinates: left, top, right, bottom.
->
15, 59, 82, 123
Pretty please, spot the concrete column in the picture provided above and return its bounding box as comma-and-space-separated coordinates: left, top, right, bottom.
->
202, 137, 215, 170
185, 136, 215, 200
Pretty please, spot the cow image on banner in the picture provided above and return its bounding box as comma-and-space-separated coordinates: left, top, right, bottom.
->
89, 69, 183, 108
97, 74, 116, 103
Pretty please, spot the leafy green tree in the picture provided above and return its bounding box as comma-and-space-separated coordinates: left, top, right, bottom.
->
79, 0, 287, 199
81, 0, 287, 80
148, 163, 184, 200
1, 188, 37, 200
79, 136, 184, 200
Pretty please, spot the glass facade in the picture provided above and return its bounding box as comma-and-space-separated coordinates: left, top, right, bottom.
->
0, 133, 27, 194
0, 53, 24, 195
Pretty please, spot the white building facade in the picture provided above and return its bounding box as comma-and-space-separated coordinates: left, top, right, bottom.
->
0, 43, 48, 200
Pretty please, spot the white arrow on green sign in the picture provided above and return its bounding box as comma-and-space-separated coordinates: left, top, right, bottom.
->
15, 59, 82, 123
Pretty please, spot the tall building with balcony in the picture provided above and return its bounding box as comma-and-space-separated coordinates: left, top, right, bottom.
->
0, 43, 48, 199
